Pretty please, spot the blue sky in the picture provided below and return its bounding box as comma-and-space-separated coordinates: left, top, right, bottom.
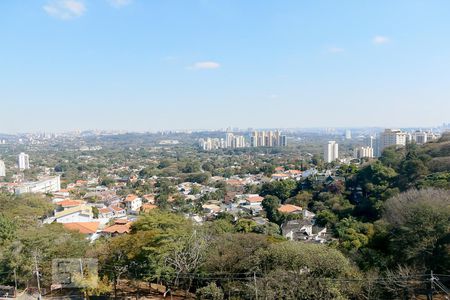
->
1, 0, 449, 132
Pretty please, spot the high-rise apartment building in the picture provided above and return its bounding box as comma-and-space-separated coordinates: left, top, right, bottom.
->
199, 133, 245, 151
0, 160, 5, 177
18, 152, 30, 170
378, 129, 408, 155
324, 141, 339, 163
225, 133, 245, 149
226, 132, 234, 148
355, 146, 374, 159
411, 130, 439, 144
250, 130, 287, 148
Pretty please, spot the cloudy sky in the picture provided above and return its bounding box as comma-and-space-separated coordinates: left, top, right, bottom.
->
1, 0, 449, 132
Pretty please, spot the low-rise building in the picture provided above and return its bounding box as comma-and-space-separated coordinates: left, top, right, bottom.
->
14, 176, 61, 195
124, 194, 142, 213
101, 219, 132, 237
63, 222, 100, 241
245, 194, 264, 206
54, 204, 93, 223
281, 219, 329, 243
278, 204, 302, 214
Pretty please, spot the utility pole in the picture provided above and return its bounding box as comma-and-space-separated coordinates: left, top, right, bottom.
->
429, 270, 434, 300
13, 268, 17, 296
34, 253, 42, 300
79, 258, 84, 277
253, 272, 258, 300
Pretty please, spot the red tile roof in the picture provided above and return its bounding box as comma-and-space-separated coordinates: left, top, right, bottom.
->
247, 195, 264, 203
125, 194, 138, 202
63, 222, 100, 234
102, 222, 132, 234
57, 199, 86, 207
110, 206, 125, 212
278, 204, 303, 213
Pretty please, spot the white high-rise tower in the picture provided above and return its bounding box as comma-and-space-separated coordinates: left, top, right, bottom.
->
0, 160, 5, 177
324, 141, 339, 163
18, 152, 30, 170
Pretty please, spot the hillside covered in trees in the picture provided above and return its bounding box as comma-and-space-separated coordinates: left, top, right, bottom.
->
0, 134, 449, 299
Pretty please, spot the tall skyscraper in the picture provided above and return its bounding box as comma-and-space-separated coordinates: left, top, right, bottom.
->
378, 129, 408, 155
0, 160, 5, 177
18, 152, 30, 170
324, 141, 339, 163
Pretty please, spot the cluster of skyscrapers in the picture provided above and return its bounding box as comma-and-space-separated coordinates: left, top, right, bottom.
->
250, 130, 287, 147
324, 129, 440, 163
199, 130, 288, 151
376, 129, 439, 156
199, 132, 246, 151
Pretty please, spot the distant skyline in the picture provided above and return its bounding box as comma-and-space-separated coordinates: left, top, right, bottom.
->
1, 1, 450, 133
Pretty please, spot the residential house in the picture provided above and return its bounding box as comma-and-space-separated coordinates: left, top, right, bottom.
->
245, 194, 264, 206
101, 219, 132, 237
141, 203, 157, 213
54, 204, 93, 224
98, 207, 114, 219
281, 219, 328, 243
278, 204, 302, 214
124, 194, 142, 214
63, 222, 100, 241
56, 199, 86, 209
240, 194, 264, 216
110, 205, 126, 218
202, 204, 221, 215
271, 173, 290, 181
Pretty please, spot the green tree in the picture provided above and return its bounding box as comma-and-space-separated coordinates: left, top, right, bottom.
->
383, 188, 450, 272
348, 161, 398, 220
196, 282, 224, 300
260, 179, 297, 201
262, 195, 285, 225
255, 242, 362, 299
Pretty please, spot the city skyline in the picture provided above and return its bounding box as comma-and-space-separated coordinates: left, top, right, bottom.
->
2, 1, 450, 132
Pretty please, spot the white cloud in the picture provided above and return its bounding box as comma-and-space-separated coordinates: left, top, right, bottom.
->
190, 61, 221, 70
373, 35, 390, 45
43, 0, 85, 20
108, 0, 132, 8
328, 47, 345, 53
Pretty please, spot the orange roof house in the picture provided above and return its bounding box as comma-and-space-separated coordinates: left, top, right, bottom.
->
141, 203, 157, 213
286, 170, 302, 175
102, 220, 132, 235
246, 195, 264, 204
271, 173, 290, 180
278, 204, 303, 214
57, 199, 86, 208
63, 222, 100, 234
125, 194, 138, 202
